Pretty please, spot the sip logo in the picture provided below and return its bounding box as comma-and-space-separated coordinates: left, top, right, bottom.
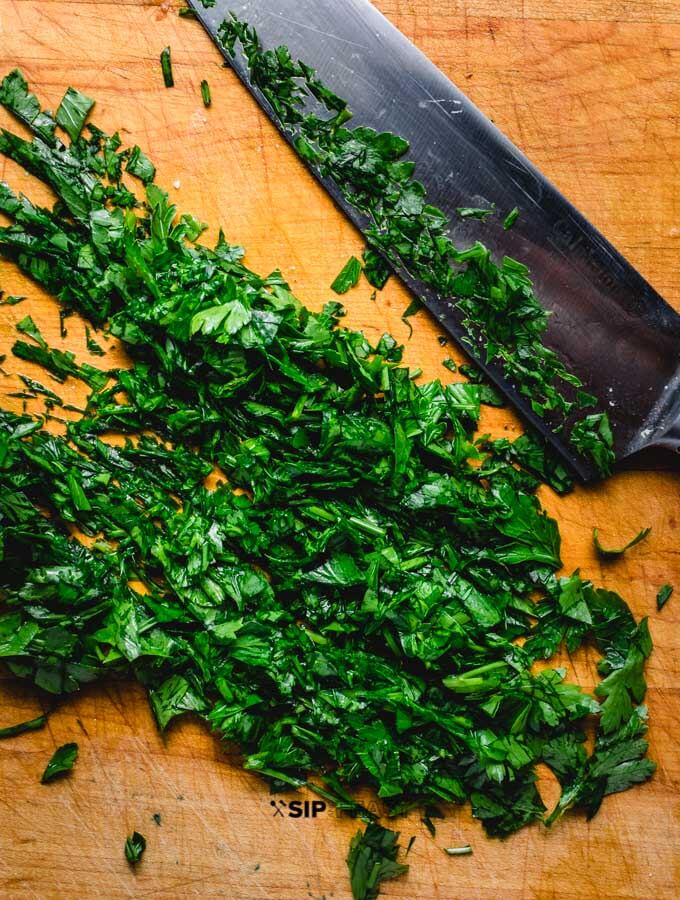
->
270, 799, 327, 819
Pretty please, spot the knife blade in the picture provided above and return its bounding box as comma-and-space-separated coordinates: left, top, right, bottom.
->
188, 0, 680, 480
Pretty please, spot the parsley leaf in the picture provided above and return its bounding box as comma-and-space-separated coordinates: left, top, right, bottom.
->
656, 583, 673, 611
125, 831, 146, 865
56, 87, 94, 142
0, 713, 48, 739
41, 742, 79, 783
331, 256, 362, 294
347, 824, 409, 900
593, 527, 651, 559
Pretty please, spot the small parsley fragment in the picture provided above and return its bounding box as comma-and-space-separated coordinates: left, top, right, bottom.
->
160, 47, 174, 88
456, 206, 494, 220
126, 146, 156, 184
219, 17, 618, 476
41, 742, 78, 783
570, 413, 616, 477
444, 845, 472, 856
503, 207, 520, 230
0, 292, 25, 305
330, 255, 362, 294
56, 87, 94, 142
125, 831, 147, 865
656, 584, 673, 611
85, 326, 106, 356
362, 248, 390, 290
201, 79, 212, 108
0, 713, 47, 739
0, 70, 56, 143
347, 824, 409, 900
593, 527, 651, 560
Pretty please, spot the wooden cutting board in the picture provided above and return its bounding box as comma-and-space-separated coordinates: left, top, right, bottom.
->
0, 1, 679, 897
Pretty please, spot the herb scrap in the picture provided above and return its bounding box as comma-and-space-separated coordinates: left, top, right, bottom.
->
56, 87, 94, 142
125, 831, 147, 865
347, 824, 409, 900
160, 47, 174, 88
0, 713, 48, 739
41, 742, 78, 783
331, 255, 362, 294
656, 584, 673, 611
201, 79, 212, 108
503, 207, 520, 230
593, 527, 651, 560
444, 845, 472, 856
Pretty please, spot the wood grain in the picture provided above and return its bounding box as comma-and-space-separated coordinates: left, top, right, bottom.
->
0, 1, 679, 897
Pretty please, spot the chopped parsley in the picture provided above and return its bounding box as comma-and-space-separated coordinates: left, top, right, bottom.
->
347, 824, 409, 900
331, 255, 362, 294
0, 713, 48, 739
41, 742, 78, 783
218, 16, 616, 477
593, 527, 651, 560
0, 71, 662, 900
124, 831, 146, 865
160, 47, 174, 88
656, 584, 673, 611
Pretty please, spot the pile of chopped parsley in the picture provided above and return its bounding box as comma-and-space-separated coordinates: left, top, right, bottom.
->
0, 71, 656, 898
218, 15, 615, 478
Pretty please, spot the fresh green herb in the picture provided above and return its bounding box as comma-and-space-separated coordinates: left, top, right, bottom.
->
503, 207, 520, 230
570, 413, 615, 477
405, 835, 416, 855
0, 75, 661, 899
656, 584, 673, 611
0, 70, 56, 143
160, 47, 174, 88
178, 7, 197, 18
593, 527, 651, 560
201, 79, 212, 108
444, 845, 472, 856
85, 325, 106, 356
152, 813, 162, 826
347, 824, 409, 900
442, 359, 457, 373
16, 315, 47, 348
456, 206, 494, 220
437, 335, 448, 346
126, 145, 156, 184
0, 713, 48, 739
331, 255, 362, 294
56, 87, 94, 142
125, 831, 146, 865
362, 248, 390, 290
218, 16, 615, 476
41, 742, 78, 783
0, 292, 25, 305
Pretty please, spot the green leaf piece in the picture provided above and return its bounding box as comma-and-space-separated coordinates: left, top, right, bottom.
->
41, 742, 78, 783
331, 256, 362, 294
593, 527, 651, 560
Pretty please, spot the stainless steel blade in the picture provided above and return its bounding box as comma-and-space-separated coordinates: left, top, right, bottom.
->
188, 0, 680, 480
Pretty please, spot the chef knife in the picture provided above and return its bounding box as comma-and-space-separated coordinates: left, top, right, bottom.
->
187, 0, 680, 481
